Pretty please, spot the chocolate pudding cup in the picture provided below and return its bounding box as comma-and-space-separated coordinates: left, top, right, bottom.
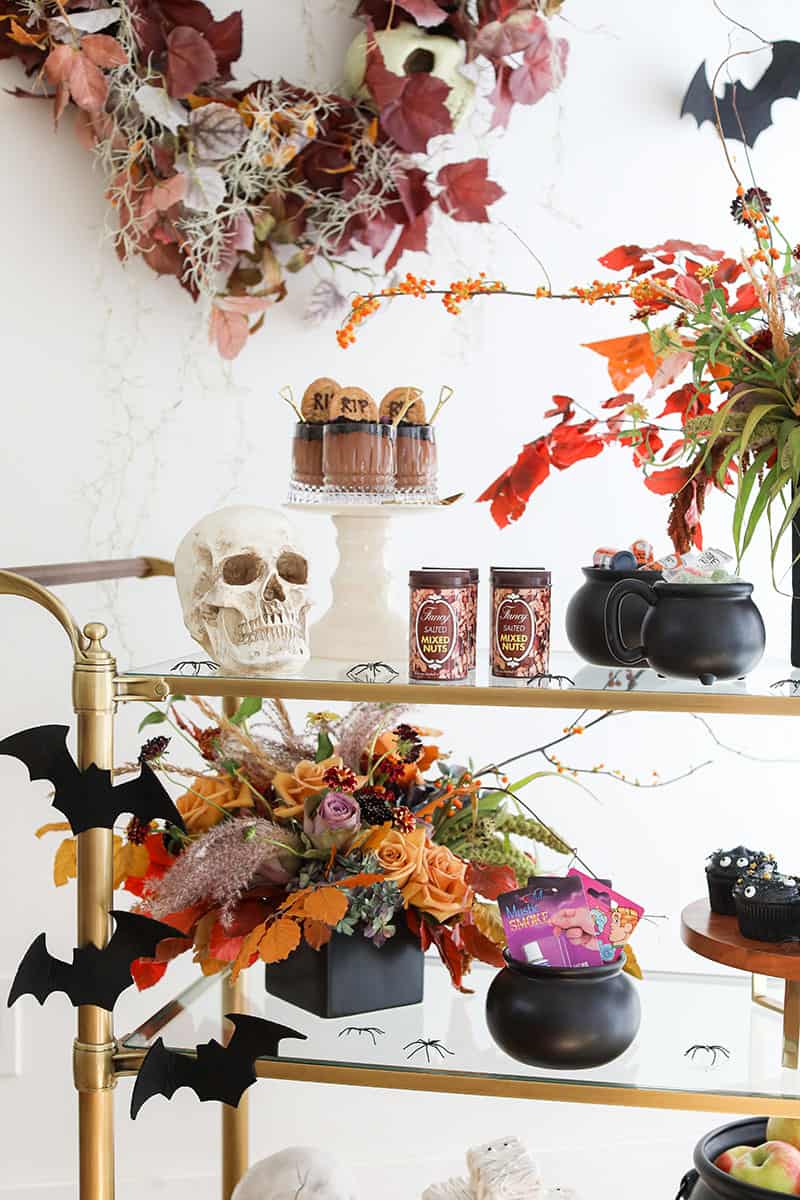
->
291, 422, 324, 490
396, 424, 437, 496
323, 421, 396, 495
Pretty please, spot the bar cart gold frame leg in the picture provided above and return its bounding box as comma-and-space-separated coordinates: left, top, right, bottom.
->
221, 696, 249, 1200
752, 974, 800, 1069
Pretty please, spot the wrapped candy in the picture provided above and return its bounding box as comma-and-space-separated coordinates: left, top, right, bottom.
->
661, 548, 737, 584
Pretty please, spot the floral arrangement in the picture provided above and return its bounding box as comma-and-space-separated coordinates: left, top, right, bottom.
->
1, 0, 570, 358
335, 182, 800, 567
38, 694, 658, 992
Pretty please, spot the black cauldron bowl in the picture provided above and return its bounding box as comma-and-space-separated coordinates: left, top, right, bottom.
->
486, 951, 641, 1071
679, 1117, 791, 1199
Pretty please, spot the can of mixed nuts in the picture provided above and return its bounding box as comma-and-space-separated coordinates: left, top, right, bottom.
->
409, 569, 472, 682
424, 567, 478, 670
490, 568, 551, 680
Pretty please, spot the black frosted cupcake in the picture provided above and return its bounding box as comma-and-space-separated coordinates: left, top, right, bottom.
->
733, 870, 800, 942
705, 846, 777, 915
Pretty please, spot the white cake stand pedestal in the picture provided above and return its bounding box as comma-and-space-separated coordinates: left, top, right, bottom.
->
287, 501, 443, 664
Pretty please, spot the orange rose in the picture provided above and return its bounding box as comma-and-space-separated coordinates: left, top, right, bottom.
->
372, 826, 427, 888
403, 843, 473, 922
272, 755, 344, 819
176, 775, 253, 834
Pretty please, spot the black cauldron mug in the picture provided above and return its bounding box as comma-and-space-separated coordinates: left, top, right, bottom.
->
677, 1118, 777, 1199
565, 566, 662, 667
485, 951, 641, 1070
603, 579, 765, 685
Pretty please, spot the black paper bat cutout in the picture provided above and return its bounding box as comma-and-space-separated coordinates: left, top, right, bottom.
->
682, 41, 800, 147
8, 910, 184, 1011
130, 1014, 307, 1116
0, 724, 185, 835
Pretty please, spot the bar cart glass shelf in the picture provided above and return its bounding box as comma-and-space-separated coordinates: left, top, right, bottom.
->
3, 560, 800, 1200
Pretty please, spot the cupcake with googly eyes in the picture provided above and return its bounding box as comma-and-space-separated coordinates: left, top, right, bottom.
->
733, 869, 800, 942
705, 846, 778, 915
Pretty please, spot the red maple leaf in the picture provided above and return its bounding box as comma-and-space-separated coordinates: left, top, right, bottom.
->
488, 62, 514, 130
459, 920, 505, 968
649, 239, 724, 262
598, 244, 645, 271
544, 393, 575, 420
729, 282, 758, 314
673, 273, 704, 305
657, 383, 711, 423
474, 12, 544, 60
436, 158, 504, 223
477, 438, 551, 528
548, 419, 606, 469
365, 35, 452, 152
508, 27, 568, 106
644, 466, 692, 495
601, 392, 635, 410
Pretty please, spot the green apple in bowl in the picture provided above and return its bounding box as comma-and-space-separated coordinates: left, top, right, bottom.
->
768, 1119, 800, 1153
716, 1141, 800, 1193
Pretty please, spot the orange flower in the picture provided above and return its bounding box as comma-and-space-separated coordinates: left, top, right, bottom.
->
371, 727, 440, 788
403, 843, 473, 922
272, 755, 345, 819
372, 826, 427, 888
177, 776, 253, 833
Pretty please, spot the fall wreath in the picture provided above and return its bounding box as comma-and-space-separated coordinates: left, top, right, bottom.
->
1, 0, 569, 357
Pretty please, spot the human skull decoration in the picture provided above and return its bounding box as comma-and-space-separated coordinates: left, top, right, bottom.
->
343, 22, 475, 126
175, 506, 311, 674
232, 1147, 358, 1200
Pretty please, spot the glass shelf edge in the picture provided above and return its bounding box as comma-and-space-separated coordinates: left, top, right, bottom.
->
115, 673, 800, 717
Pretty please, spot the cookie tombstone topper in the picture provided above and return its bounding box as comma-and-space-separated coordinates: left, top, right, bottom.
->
175, 506, 311, 673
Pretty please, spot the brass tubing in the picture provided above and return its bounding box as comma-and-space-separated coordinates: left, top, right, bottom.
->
221, 695, 249, 1200
75, 624, 117, 1200
784, 980, 800, 1070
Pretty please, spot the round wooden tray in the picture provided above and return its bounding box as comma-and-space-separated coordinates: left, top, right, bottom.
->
681, 898, 800, 980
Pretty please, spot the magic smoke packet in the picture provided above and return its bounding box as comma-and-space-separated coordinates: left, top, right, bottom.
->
567, 869, 644, 963
497, 875, 604, 969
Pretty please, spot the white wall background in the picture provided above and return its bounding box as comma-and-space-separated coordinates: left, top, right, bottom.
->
2, 1, 800, 1196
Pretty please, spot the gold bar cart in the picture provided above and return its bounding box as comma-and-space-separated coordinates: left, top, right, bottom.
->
3, 559, 800, 1200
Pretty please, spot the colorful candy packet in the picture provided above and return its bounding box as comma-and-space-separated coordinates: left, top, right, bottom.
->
497, 875, 605, 968
567, 869, 644, 963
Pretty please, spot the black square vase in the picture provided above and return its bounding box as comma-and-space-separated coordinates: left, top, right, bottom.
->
264, 924, 424, 1018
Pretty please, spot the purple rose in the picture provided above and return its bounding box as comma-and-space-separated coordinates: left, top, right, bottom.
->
304, 790, 361, 850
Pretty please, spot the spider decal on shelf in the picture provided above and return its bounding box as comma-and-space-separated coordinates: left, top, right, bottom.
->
346, 662, 399, 684
684, 1043, 730, 1067
526, 673, 575, 689
770, 678, 800, 695
337, 1026, 385, 1046
404, 1038, 455, 1064
171, 660, 219, 676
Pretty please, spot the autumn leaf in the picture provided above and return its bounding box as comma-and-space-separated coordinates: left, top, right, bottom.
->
68, 49, 108, 114
436, 158, 504, 223
7, 19, 46, 46
477, 437, 550, 528
259, 917, 301, 964
673, 273, 704, 306
80, 34, 126, 67
166, 26, 217, 99
473, 900, 506, 947
365, 35, 452, 153
396, 0, 446, 25
644, 466, 691, 495
598, 244, 645, 271
113, 841, 149, 887
465, 861, 517, 901
303, 887, 349, 927
304, 918, 333, 950
332, 872, 384, 890
53, 837, 77, 887
508, 27, 568, 106
35, 821, 71, 838
474, 12, 542, 59
583, 332, 659, 391
459, 920, 505, 968
189, 101, 248, 160
231, 923, 265, 981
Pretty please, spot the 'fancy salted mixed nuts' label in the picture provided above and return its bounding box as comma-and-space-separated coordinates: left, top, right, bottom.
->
409, 573, 471, 682
495, 593, 535, 667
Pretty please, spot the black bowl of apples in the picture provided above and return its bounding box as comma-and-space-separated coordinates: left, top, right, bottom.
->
681, 1117, 800, 1197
